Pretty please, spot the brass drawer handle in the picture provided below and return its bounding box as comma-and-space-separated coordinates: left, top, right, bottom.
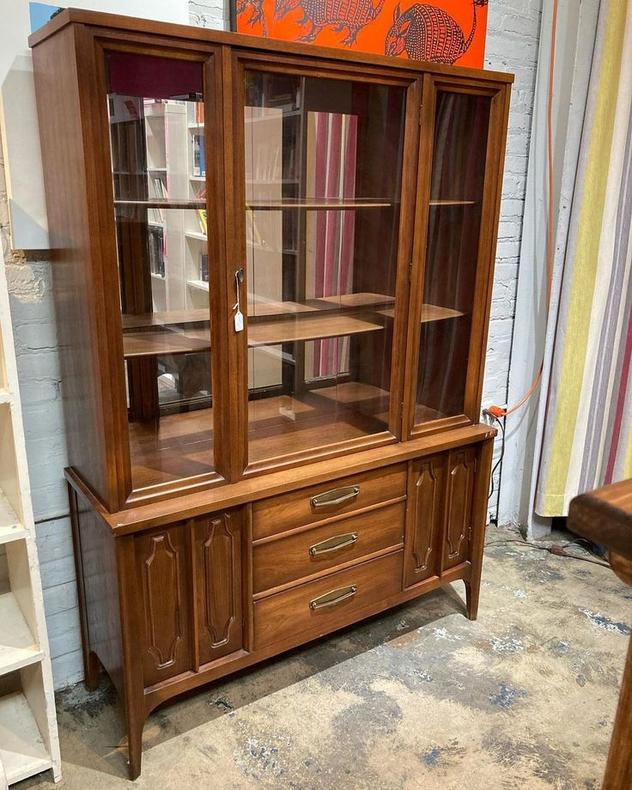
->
310, 585, 358, 610
311, 485, 360, 509
309, 532, 358, 557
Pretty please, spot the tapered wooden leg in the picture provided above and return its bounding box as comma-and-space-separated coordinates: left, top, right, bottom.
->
465, 438, 494, 621
465, 580, 479, 620
126, 714, 144, 781
84, 651, 100, 691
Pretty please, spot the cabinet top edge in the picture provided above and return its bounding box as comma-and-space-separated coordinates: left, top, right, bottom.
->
66, 424, 497, 535
29, 7, 514, 85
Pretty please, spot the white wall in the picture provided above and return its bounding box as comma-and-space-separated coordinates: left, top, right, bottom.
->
0, 0, 544, 688
481, 0, 544, 522
1, 0, 190, 250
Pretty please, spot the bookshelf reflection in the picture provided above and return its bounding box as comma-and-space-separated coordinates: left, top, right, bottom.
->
106, 51, 214, 487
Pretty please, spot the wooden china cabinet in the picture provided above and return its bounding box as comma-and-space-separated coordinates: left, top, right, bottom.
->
30, 9, 512, 779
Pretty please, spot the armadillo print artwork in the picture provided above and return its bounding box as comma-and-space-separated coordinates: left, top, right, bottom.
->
233, 0, 488, 67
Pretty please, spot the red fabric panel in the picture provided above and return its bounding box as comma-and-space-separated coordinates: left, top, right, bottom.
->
107, 52, 203, 99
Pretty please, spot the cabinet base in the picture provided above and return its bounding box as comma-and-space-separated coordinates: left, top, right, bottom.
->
68, 435, 493, 779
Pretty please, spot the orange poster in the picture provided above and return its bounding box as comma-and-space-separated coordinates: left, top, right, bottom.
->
233, 0, 488, 68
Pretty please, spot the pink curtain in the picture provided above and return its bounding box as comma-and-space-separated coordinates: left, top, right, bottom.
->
312, 113, 358, 378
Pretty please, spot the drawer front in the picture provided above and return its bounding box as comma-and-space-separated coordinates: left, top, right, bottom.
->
254, 502, 405, 594
254, 550, 403, 649
252, 464, 407, 540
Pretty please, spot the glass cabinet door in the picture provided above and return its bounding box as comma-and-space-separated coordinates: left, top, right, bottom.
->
106, 51, 217, 492
241, 70, 407, 466
413, 87, 492, 429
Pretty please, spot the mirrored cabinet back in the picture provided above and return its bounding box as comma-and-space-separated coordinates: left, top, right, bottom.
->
29, 9, 512, 778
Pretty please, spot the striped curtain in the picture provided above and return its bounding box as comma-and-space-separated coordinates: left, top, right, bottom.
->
311, 112, 358, 379
536, 0, 632, 516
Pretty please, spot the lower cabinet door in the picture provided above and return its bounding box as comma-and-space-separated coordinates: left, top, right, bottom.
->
443, 447, 477, 570
193, 511, 243, 666
135, 523, 192, 687
404, 454, 447, 588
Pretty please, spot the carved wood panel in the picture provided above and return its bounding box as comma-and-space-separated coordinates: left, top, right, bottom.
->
404, 455, 446, 588
194, 511, 243, 666
443, 447, 477, 569
135, 524, 191, 686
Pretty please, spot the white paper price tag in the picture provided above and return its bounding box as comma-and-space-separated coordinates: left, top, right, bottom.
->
234, 309, 244, 332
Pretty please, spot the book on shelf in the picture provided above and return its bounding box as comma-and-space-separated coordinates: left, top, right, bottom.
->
148, 225, 165, 277
192, 132, 206, 177
148, 176, 167, 223
199, 253, 209, 283
197, 208, 208, 236
195, 102, 204, 125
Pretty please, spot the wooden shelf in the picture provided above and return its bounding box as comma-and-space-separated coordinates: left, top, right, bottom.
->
0, 490, 25, 546
0, 692, 51, 785
428, 199, 477, 206
0, 593, 41, 675
123, 328, 210, 359
377, 304, 464, 323
185, 231, 207, 241
122, 313, 385, 358
249, 312, 385, 347
114, 199, 205, 209
120, 296, 464, 358
246, 197, 393, 210
121, 293, 394, 330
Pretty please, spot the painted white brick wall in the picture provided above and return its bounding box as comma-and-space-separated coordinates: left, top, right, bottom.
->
1, 0, 542, 689
483, 0, 543, 515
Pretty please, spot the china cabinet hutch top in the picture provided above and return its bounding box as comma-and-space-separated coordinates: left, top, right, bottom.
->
29, 9, 512, 520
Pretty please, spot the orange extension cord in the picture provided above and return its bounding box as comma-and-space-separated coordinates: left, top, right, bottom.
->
487, 0, 558, 419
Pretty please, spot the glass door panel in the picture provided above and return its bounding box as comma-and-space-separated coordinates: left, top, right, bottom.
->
243, 71, 406, 465
415, 90, 491, 426
106, 52, 215, 490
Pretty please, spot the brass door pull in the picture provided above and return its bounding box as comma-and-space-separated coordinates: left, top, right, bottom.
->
311, 485, 360, 509
309, 532, 358, 557
310, 585, 358, 610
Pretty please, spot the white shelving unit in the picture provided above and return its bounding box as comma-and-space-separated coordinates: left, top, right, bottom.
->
0, 245, 61, 785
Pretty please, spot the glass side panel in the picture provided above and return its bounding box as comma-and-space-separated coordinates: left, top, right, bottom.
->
415, 91, 491, 426
106, 52, 214, 490
244, 71, 405, 465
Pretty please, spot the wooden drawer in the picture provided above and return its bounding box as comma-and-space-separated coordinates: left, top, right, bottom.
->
254, 550, 403, 649
252, 464, 407, 540
254, 502, 405, 594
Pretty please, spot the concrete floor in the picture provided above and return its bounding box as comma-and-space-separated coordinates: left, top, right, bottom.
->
20, 528, 631, 789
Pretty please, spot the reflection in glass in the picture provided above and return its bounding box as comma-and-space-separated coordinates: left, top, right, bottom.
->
106, 52, 214, 489
415, 91, 491, 425
244, 72, 406, 464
